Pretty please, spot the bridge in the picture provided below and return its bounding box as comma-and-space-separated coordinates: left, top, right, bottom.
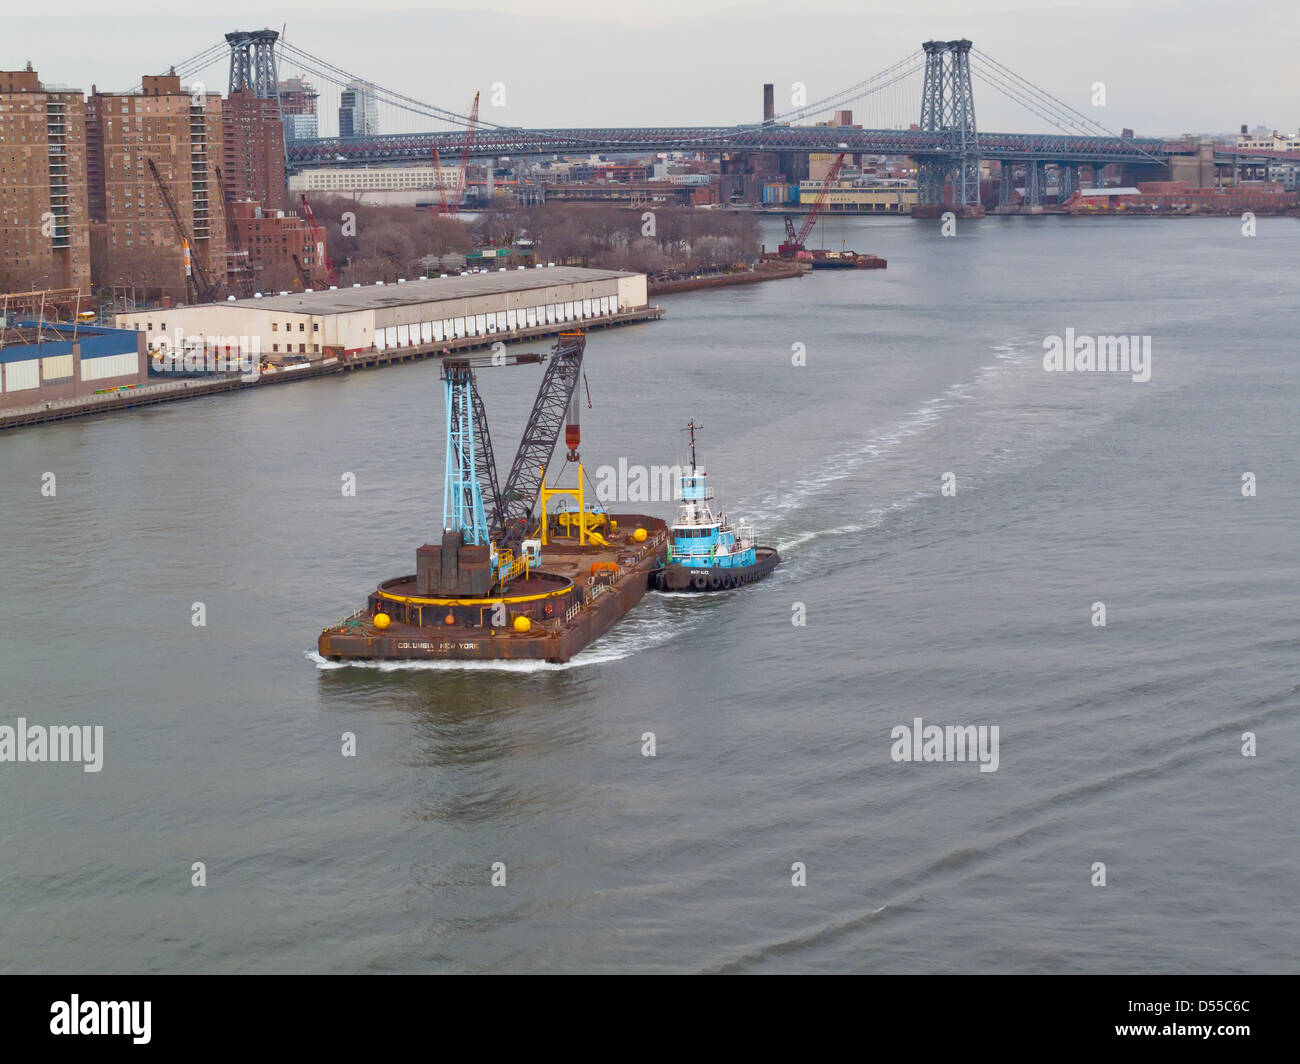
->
178, 32, 1295, 210
285, 127, 1168, 168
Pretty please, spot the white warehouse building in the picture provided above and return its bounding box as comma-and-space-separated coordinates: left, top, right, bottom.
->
288, 165, 462, 194
115, 267, 649, 362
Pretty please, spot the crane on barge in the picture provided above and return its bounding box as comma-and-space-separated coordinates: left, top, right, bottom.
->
316, 327, 670, 664
439, 332, 589, 589
778, 150, 847, 258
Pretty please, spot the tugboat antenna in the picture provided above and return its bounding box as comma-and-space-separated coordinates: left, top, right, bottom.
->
685, 419, 701, 470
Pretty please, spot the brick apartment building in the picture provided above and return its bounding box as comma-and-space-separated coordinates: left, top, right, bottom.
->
226, 199, 329, 293
0, 65, 91, 293
222, 88, 287, 211
86, 73, 227, 303
1, 63, 318, 307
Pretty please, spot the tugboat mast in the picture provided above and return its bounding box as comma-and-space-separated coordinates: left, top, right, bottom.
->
686, 419, 701, 471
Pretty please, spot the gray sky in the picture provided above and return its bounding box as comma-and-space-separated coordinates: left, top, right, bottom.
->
6, 1, 1298, 138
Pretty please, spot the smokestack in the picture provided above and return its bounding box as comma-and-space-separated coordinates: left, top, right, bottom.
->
763, 83, 774, 125
1241, 124, 1248, 135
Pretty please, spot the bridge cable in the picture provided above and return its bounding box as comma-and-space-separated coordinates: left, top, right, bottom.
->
769, 52, 925, 124
973, 50, 1164, 163
278, 42, 736, 152
969, 61, 1096, 137
974, 50, 1119, 137
278, 40, 514, 132
123, 42, 228, 94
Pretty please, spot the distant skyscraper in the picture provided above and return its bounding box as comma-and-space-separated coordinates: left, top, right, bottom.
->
283, 113, 318, 142
278, 76, 319, 143
277, 75, 317, 117
339, 80, 379, 138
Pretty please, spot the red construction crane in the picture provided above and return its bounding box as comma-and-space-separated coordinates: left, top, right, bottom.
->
779, 151, 847, 258
298, 193, 338, 286
431, 146, 453, 216
454, 91, 480, 210
429, 94, 478, 215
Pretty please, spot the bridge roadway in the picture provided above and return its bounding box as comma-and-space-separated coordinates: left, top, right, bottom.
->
287, 124, 1173, 169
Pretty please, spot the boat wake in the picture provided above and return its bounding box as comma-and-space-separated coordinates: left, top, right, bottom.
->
772, 499, 926, 554
743, 343, 1035, 527
734, 339, 1104, 557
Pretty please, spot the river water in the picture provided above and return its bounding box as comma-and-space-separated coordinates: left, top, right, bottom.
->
2, 213, 1296, 972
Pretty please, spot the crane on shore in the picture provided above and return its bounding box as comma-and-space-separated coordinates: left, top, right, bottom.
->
214, 165, 256, 298
432, 92, 481, 215
147, 156, 221, 302
297, 193, 338, 286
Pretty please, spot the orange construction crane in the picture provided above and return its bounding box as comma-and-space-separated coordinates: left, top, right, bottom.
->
146, 156, 220, 301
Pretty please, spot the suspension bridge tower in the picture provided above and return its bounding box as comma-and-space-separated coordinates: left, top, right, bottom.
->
226, 29, 281, 98
915, 39, 983, 217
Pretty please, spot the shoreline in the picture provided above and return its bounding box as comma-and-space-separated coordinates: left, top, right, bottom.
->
0, 306, 664, 433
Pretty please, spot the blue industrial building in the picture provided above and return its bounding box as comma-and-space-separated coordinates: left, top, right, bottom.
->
0, 323, 146, 410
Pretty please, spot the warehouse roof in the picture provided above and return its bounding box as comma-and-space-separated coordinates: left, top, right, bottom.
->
223, 266, 638, 315
0, 323, 139, 363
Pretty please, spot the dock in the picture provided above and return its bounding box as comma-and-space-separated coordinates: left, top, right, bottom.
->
0, 305, 663, 432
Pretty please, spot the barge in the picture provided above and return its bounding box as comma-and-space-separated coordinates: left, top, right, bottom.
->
807, 249, 886, 270
317, 331, 670, 665
319, 516, 669, 663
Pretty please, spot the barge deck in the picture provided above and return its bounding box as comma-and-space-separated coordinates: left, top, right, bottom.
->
318, 516, 669, 664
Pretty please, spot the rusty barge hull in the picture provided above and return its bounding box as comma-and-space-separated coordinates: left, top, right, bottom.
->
318, 516, 669, 664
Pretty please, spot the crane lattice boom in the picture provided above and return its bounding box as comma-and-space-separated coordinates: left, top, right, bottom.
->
493, 332, 586, 548
779, 150, 848, 256
147, 156, 218, 301
455, 92, 480, 207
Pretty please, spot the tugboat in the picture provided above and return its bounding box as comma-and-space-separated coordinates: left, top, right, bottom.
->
650, 421, 780, 592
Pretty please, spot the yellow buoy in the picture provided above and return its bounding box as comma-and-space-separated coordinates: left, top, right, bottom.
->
512, 615, 531, 633
373, 612, 391, 630
633, 527, 648, 543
